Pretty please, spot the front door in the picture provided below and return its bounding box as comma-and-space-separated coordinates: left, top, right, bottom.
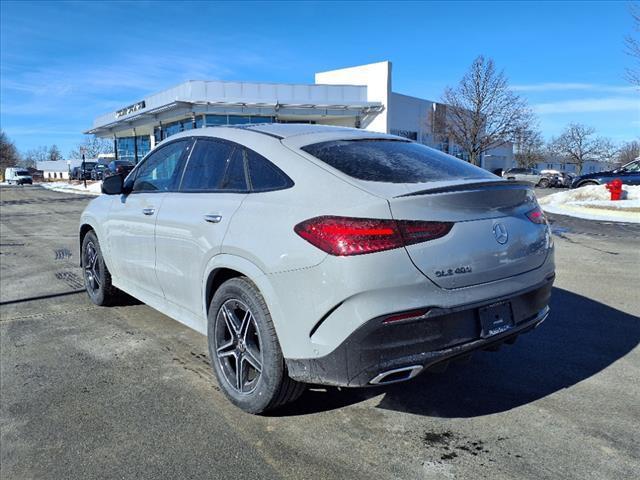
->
106, 138, 192, 296
155, 139, 249, 314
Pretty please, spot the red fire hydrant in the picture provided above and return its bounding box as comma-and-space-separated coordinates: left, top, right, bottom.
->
605, 179, 623, 201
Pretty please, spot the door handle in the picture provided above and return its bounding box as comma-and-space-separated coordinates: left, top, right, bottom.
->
204, 214, 223, 224
142, 208, 156, 216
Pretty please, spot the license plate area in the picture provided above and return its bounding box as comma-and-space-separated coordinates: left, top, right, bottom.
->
479, 301, 514, 338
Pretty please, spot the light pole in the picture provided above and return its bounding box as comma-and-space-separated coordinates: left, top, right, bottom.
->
81, 147, 87, 189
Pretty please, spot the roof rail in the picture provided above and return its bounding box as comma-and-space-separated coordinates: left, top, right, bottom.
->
225, 124, 284, 140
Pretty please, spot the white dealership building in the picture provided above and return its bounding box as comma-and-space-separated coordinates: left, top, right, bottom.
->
86, 61, 513, 171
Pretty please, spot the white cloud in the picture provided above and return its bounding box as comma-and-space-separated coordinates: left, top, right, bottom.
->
533, 96, 640, 114
511, 83, 638, 94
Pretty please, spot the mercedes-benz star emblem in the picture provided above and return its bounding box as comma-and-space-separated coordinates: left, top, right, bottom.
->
493, 223, 508, 244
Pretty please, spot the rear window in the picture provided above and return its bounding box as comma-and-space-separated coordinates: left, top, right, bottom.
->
16, 170, 30, 176
301, 140, 494, 183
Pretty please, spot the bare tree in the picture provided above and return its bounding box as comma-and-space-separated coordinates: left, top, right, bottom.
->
617, 140, 640, 165
549, 124, 612, 174
48, 144, 63, 162
513, 125, 545, 167
441, 55, 530, 166
1, 130, 21, 175
21, 146, 49, 169
625, 2, 640, 86
68, 136, 113, 160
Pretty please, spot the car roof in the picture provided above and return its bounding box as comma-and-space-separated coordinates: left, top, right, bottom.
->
161, 123, 403, 148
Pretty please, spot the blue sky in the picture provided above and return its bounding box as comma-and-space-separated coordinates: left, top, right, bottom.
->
1, 0, 638, 156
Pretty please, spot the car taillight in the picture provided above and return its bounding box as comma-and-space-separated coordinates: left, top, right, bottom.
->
294, 216, 453, 256
526, 207, 546, 224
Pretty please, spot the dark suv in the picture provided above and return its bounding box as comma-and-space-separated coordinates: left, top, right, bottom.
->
571, 159, 640, 188
72, 162, 97, 180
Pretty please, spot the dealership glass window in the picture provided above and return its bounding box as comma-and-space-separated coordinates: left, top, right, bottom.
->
116, 136, 151, 163
228, 115, 252, 125
164, 121, 182, 138
250, 116, 275, 124
205, 115, 227, 126
204, 114, 275, 126
116, 137, 136, 162
136, 136, 151, 159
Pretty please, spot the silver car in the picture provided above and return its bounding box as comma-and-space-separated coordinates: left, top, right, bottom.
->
80, 124, 555, 413
503, 167, 547, 186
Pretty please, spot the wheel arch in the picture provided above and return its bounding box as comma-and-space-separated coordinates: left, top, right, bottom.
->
202, 255, 285, 342
578, 179, 600, 187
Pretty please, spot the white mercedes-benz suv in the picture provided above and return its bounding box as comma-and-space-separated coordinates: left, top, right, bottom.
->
79, 124, 555, 413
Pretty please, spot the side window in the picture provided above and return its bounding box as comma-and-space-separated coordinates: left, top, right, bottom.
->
133, 140, 189, 192
180, 139, 247, 192
245, 149, 292, 192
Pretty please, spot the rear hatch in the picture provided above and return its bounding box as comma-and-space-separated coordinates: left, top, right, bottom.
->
292, 136, 551, 289
389, 181, 550, 289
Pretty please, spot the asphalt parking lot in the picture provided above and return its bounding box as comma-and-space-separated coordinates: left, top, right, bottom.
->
1, 185, 639, 480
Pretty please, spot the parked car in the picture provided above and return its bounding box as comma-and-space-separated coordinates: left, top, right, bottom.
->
104, 160, 135, 178
71, 162, 97, 180
4, 167, 33, 185
571, 159, 640, 188
80, 124, 555, 413
91, 164, 108, 181
502, 167, 547, 187
555, 172, 575, 188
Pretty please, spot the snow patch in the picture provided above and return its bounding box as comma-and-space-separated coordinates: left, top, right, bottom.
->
539, 185, 640, 223
39, 181, 102, 196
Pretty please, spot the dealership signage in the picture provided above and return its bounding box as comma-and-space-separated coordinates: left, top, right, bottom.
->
115, 101, 146, 118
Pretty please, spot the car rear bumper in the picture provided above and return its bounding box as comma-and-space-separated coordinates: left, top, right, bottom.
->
286, 276, 553, 387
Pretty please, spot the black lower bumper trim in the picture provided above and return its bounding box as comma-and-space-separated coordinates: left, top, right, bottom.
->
286, 278, 553, 387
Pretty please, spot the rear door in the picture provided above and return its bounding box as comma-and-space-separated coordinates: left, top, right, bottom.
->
106, 139, 191, 296
155, 139, 249, 314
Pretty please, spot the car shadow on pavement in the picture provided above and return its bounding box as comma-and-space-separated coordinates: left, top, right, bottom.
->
273, 287, 640, 417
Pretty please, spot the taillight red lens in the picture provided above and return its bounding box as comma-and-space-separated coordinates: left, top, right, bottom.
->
294, 216, 453, 256
526, 207, 546, 224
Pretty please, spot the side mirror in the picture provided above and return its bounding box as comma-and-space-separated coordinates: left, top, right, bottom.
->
101, 174, 124, 195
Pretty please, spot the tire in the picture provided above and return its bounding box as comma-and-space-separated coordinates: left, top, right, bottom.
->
207, 277, 305, 414
538, 178, 550, 188
81, 230, 120, 306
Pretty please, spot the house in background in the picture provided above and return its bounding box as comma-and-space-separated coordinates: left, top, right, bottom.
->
535, 157, 613, 175
37, 160, 81, 180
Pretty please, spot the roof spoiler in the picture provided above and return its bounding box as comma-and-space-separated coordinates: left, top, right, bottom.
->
396, 180, 533, 198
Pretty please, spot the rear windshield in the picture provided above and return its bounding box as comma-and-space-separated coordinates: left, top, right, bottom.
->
301, 139, 494, 183
16, 170, 30, 176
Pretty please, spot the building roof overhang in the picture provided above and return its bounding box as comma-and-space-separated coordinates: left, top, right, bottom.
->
85, 99, 383, 136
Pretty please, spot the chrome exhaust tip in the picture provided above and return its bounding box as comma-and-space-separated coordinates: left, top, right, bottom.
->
369, 365, 423, 385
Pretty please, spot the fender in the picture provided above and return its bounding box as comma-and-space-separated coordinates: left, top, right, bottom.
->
201, 253, 287, 344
